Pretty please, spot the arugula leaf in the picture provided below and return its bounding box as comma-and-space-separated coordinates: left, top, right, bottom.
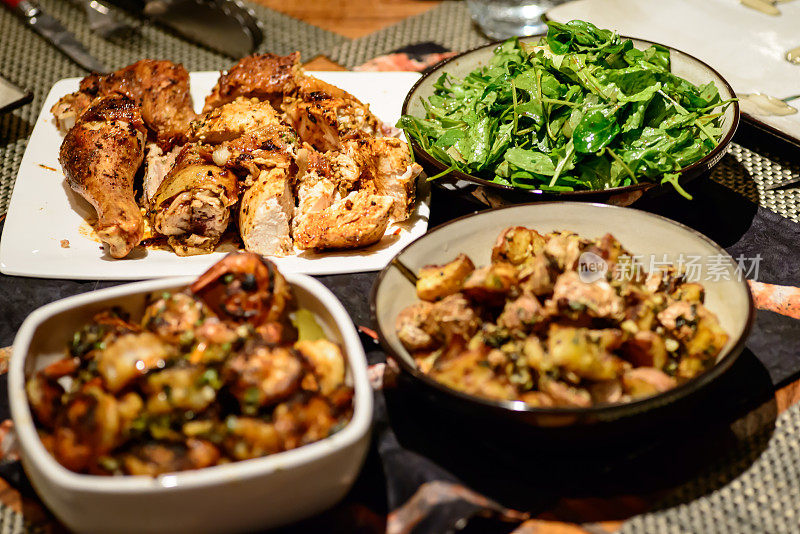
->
572, 108, 621, 153
505, 147, 556, 175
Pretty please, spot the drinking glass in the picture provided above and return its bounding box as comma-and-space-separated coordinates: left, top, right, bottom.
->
467, 0, 566, 40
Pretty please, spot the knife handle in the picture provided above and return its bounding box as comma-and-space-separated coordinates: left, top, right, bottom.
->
2, 0, 38, 16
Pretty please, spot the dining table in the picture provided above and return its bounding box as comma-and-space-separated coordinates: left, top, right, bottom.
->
1, 0, 800, 532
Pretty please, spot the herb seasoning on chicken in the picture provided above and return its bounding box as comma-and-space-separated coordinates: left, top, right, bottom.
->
52, 53, 422, 259
26, 253, 353, 476
395, 227, 729, 406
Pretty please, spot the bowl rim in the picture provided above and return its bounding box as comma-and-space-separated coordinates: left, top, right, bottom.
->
9, 273, 373, 492
400, 33, 741, 198
370, 201, 755, 418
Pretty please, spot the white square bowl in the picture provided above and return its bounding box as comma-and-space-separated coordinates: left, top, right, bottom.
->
8, 274, 372, 534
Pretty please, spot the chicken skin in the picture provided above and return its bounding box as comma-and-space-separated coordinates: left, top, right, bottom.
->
339, 137, 421, 221
52, 60, 197, 147
190, 97, 299, 182
283, 76, 381, 152
59, 94, 146, 258
203, 52, 302, 111
293, 189, 394, 250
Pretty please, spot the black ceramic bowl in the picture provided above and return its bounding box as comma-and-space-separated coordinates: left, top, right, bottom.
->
370, 203, 754, 444
401, 35, 740, 207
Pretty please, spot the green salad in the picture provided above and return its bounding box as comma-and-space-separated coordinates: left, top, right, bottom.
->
398, 20, 734, 198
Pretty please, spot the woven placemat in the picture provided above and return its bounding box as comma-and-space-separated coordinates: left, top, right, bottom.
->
0, 0, 346, 216
711, 143, 800, 223
328, 1, 490, 69
621, 399, 800, 534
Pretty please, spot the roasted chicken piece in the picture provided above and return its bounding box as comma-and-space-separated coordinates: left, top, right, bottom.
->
283, 75, 382, 152
497, 293, 544, 331
544, 231, 585, 271
292, 145, 395, 250
52, 60, 197, 147
189, 98, 300, 255
150, 144, 239, 256
339, 137, 421, 221
59, 94, 147, 258
547, 270, 624, 321
621, 367, 677, 398
429, 293, 481, 343
395, 301, 440, 351
204, 52, 302, 111
294, 145, 346, 214
189, 96, 290, 145
207, 126, 299, 179
293, 189, 393, 250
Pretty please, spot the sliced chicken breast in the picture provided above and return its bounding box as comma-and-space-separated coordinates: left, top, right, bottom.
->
340, 137, 421, 220
143, 143, 182, 205
239, 167, 294, 256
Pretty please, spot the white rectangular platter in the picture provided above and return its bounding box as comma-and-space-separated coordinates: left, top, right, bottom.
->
548, 0, 800, 145
0, 71, 428, 280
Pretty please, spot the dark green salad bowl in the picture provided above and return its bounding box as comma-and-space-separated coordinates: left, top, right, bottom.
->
400, 32, 740, 207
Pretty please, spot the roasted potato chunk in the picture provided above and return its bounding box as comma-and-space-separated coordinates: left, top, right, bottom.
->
546, 326, 628, 381
491, 226, 545, 265
462, 262, 518, 306
416, 253, 475, 302
657, 301, 728, 359
672, 283, 705, 304
430, 346, 517, 401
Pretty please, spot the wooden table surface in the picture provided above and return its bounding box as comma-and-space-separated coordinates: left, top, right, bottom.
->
249, 1, 800, 532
